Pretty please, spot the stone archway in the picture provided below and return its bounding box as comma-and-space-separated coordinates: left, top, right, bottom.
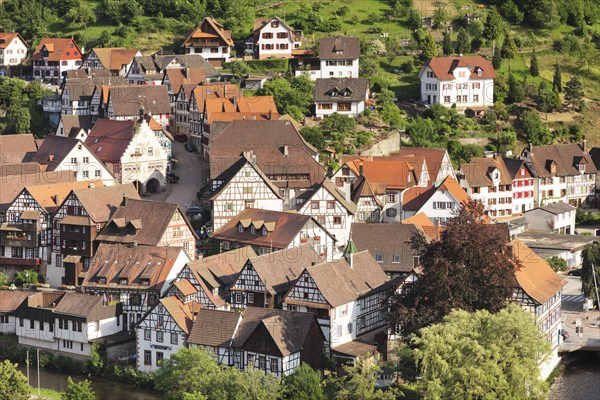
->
146, 178, 160, 194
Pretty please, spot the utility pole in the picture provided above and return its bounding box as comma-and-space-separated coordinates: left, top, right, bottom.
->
26, 350, 29, 386
37, 348, 40, 399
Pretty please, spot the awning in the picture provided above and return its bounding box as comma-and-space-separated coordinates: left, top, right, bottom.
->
63, 255, 82, 264
21, 210, 40, 220
61, 215, 94, 226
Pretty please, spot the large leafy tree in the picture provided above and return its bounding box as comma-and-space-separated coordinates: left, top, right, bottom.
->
389, 201, 519, 335
520, 110, 553, 145
409, 304, 550, 399
282, 362, 325, 400
0, 360, 29, 400
536, 81, 562, 118
325, 360, 398, 400
258, 76, 313, 121
581, 243, 600, 299
442, 31, 453, 55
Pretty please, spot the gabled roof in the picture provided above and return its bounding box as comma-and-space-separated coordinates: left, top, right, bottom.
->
31, 38, 82, 61
164, 67, 206, 94
314, 78, 369, 103
0, 32, 28, 49
253, 16, 295, 34
319, 37, 360, 60
70, 184, 140, 223
403, 176, 470, 212
350, 175, 382, 207
82, 243, 188, 290
97, 199, 197, 245
397, 147, 450, 183
24, 181, 104, 214
160, 296, 193, 333
212, 209, 331, 249
510, 239, 567, 304
244, 244, 322, 295
0, 134, 38, 163
401, 212, 443, 241
524, 143, 597, 178
351, 223, 422, 273
84, 119, 135, 163
0, 171, 75, 212
342, 157, 416, 192
52, 293, 104, 318
460, 156, 513, 188
233, 307, 318, 356
182, 17, 234, 48
188, 308, 241, 347
423, 56, 495, 80
107, 85, 170, 116
188, 246, 256, 287
27, 135, 82, 171
301, 251, 389, 307
62, 76, 126, 102
525, 202, 576, 216
0, 291, 30, 312
59, 115, 93, 137
302, 178, 357, 214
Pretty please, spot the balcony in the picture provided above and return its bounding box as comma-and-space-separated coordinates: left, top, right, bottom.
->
0, 225, 39, 247
0, 257, 41, 267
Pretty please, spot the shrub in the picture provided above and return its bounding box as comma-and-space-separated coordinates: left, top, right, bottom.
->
547, 256, 567, 272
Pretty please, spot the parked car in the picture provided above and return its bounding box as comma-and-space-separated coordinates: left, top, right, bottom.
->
166, 172, 179, 183
568, 268, 582, 276
184, 143, 197, 152
186, 205, 204, 216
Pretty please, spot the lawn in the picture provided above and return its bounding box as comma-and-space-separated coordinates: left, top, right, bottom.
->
30, 387, 62, 400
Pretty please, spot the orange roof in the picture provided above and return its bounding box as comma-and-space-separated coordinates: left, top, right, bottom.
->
165, 67, 206, 94
402, 176, 471, 212
345, 158, 415, 191
424, 56, 496, 81
182, 17, 234, 47
159, 296, 193, 334
438, 176, 470, 204
174, 279, 198, 297
109, 49, 139, 71
209, 112, 280, 124
242, 96, 278, 114
26, 181, 104, 213
0, 32, 28, 49
31, 38, 82, 62
401, 212, 443, 241
510, 239, 566, 304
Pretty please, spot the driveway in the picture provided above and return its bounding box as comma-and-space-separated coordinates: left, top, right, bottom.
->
151, 141, 208, 211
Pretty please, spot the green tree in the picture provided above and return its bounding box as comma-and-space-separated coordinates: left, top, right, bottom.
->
15, 269, 38, 287
380, 103, 404, 129
581, 243, 600, 299
326, 360, 397, 400
66, 2, 96, 29
0, 272, 8, 286
507, 73, 524, 104
407, 8, 422, 31
228, 61, 251, 82
61, 377, 96, 400
420, 30, 438, 59
321, 113, 356, 133
547, 256, 567, 272
432, 2, 448, 29
564, 75, 584, 112
409, 304, 550, 399
6, 106, 31, 133
223, 0, 254, 30
300, 127, 326, 150
258, 76, 313, 119
520, 110, 553, 145
389, 201, 519, 335
282, 363, 325, 400
537, 81, 562, 118
552, 63, 562, 93
0, 360, 29, 400
496, 128, 517, 155
483, 8, 504, 49
530, 50, 539, 77
501, 33, 518, 71
492, 49, 502, 70
442, 31, 453, 55
86, 344, 105, 375
454, 28, 471, 55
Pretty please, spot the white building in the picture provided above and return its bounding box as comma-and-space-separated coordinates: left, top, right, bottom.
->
15, 292, 122, 358
418, 55, 495, 111
210, 154, 284, 231
297, 178, 356, 252
397, 147, 456, 186
314, 78, 370, 118
181, 17, 234, 66
246, 17, 302, 59
31, 38, 83, 84
523, 203, 576, 234
296, 37, 359, 80
0, 32, 28, 73
0, 292, 30, 334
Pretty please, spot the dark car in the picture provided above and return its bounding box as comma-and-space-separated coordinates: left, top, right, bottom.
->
174, 135, 188, 143
166, 172, 179, 183
186, 205, 204, 216
184, 143, 197, 152
568, 268, 582, 276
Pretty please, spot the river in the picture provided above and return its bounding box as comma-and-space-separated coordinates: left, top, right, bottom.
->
549, 352, 600, 400
15, 364, 164, 400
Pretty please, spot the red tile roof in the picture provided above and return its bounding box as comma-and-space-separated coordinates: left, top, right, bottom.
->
343, 157, 416, 191
424, 56, 495, 80
31, 38, 82, 61
0, 32, 28, 49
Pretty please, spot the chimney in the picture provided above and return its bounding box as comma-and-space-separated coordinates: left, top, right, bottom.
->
268, 110, 272, 120
282, 145, 289, 157
359, 162, 364, 176
122, 193, 129, 206
233, 95, 237, 110
582, 136, 587, 152
528, 143, 533, 154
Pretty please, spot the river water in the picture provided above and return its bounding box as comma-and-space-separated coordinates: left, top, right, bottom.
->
15, 364, 164, 400
549, 353, 600, 400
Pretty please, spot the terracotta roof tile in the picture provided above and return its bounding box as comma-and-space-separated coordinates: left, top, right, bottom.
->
26, 181, 104, 213
0, 291, 30, 312
0, 134, 38, 163
71, 184, 140, 223
401, 213, 443, 240
31, 38, 82, 62
84, 119, 135, 163
396, 147, 449, 183
0, 32, 28, 49
424, 56, 495, 80
343, 157, 416, 191
107, 85, 170, 117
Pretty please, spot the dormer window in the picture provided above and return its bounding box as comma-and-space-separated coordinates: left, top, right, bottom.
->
141, 279, 150, 286
238, 224, 244, 233
250, 226, 256, 234
578, 163, 586, 173
119, 278, 128, 285
550, 162, 557, 175
98, 277, 106, 284
271, 21, 279, 28
262, 227, 268, 236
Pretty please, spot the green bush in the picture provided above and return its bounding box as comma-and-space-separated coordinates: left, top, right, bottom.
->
547, 256, 567, 272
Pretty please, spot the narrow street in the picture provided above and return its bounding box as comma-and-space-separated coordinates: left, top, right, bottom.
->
560, 275, 600, 350
150, 141, 208, 211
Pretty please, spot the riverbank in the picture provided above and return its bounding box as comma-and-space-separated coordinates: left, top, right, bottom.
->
549, 352, 600, 400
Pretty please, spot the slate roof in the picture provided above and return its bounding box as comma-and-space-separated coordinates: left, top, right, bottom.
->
188, 308, 241, 347
533, 202, 577, 215
423, 56, 495, 80
82, 243, 187, 290
510, 239, 567, 304
351, 223, 421, 273
300, 251, 389, 307
524, 142, 597, 178
242, 244, 322, 295
212, 209, 326, 249
313, 78, 369, 102
0, 134, 38, 163
97, 199, 196, 245
0, 291, 30, 312
71, 184, 140, 223
107, 85, 170, 116
319, 37, 360, 60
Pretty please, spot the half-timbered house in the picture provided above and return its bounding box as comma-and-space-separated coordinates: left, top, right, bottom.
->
211, 208, 336, 260
48, 184, 140, 287
80, 48, 141, 76
0, 181, 100, 279
282, 249, 389, 357
210, 153, 284, 231
136, 295, 194, 372
95, 198, 197, 260
181, 17, 234, 66
166, 246, 256, 310
297, 178, 356, 252
188, 307, 324, 377
0, 291, 30, 334
81, 243, 190, 329
14, 291, 122, 357
350, 175, 383, 223
229, 244, 321, 309
510, 239, 567, 379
